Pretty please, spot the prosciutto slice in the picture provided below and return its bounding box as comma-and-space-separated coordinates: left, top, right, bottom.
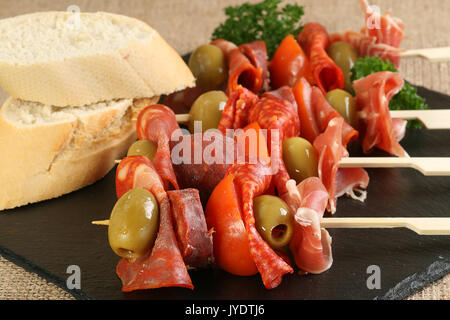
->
329, 0, 404, 68
359, 0, 404, 48
294, 77, 358, 147
115, 156, 193, 291
329, 31, 402, 68
211, 39, 263, 94
136, 104, 181, 190
227, 161, 293, 289
282, 178, 332, 274
297, 23, 344, 94
353, 71, 408, 157
313, 118, 369, 213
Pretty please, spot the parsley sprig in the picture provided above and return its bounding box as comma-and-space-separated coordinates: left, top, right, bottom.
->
211, 0, 304, 58
351, 57, 428, 129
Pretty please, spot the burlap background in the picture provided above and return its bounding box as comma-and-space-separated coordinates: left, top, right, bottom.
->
0, 0, 448, 300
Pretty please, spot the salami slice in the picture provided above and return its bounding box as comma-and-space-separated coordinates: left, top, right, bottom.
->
227, 161, 293, 289
136, 104, 181, 190
167, 188, 214, 269
116, 197, 193, 291
248, 93, 300, 196
297, 23, 344, 94
211, 39, 263, 94
114, 156, 193, 291
264, 86, 298, 113
313, 118, 369, 213
218, 85, 259, 134
239, 40, 270, 91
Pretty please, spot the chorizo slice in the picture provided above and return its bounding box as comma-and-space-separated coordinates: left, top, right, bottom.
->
136, 104, 181, 190
167, 188, 214, 269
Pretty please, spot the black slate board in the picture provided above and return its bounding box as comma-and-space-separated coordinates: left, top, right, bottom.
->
0, 85, 449, 300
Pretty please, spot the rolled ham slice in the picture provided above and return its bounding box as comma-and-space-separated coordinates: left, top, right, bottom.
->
282, 178, 332, 274
329, 31, 402, 68
294, 77, 358, 147
359, 0, 404, 48
353, 71, 408, 157
313, 118, 369, 213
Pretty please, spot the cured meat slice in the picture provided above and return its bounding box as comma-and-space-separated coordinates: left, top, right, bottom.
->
115, 156, 164, 200
311, 86, 359, 147
218, 85, 259, 133
353, 71, 408, 157
293, 78, 358, 147
282, 178, 332, 274
114, 156, 193, 291
313, 118, 369, 213
297, 23, 344, 94
167, 188, 214, 269
211, 39, 263, 94
239, 40, 270, 91
264, 86, 298, 113
248, 92, 300, 196
329, 31, 402, 68
136, 104, 181, 190
170, 131, 239, 204
227, 161, 293, 289
359, 0, 404, 48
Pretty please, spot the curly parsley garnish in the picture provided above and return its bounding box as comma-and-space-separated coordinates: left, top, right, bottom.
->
211, 0, 304, 58
351, 56, 428, 129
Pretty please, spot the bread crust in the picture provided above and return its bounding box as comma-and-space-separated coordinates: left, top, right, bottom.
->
0, 12, 194, 106
0, 96, 159, 211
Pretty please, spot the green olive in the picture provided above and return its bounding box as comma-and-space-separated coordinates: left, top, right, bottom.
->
282, 137, 318, 184
325, 89, 358, 128
189, 44, 228, 90
188, 90, 228, 133
253, 195, 295, 249
127, 140, 157, 162
108, 188, 159, 259
327, 41, 359, 92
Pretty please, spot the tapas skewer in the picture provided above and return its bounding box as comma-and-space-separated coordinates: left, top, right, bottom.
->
169, 109, 450, 130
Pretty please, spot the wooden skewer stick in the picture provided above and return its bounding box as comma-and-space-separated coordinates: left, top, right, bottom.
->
321, 217, 450, 236
401, 46, 450, 62
390, 109, 450, 129
115, 156, 449, 176
339, 157, 450, 176
92, 218, 450, 235
92, 220, 109, 226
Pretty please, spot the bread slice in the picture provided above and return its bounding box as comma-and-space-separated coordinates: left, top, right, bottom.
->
0, 12, 194, 107
0, 96, 158, 211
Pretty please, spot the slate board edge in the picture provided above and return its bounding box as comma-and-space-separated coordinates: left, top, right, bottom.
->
0, 245, 92, 300
1, 242, 448, 300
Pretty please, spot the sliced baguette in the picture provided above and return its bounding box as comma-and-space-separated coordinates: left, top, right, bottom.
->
0, 12, 194, 107
0, 96, 158, 211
